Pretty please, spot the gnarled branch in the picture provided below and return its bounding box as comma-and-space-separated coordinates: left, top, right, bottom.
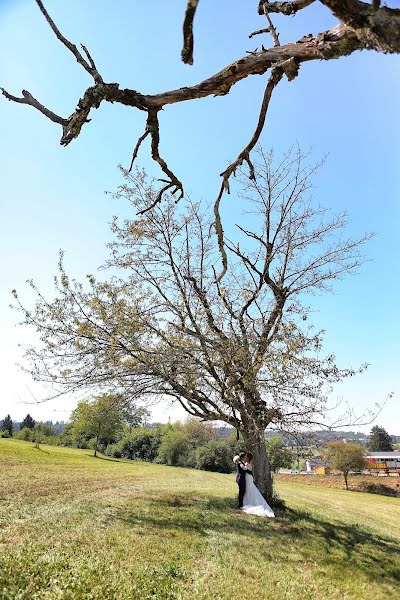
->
181, 0, 200, 65
258, 0, 315, 16
137, 109, 184, 214
2, 0, 400, 213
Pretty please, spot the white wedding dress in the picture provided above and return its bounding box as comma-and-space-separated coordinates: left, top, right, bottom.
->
242, 470, 275, 518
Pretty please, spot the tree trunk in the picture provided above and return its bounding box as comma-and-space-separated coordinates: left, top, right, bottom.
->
243, 428, 274, 504
94, 435, 98, 457
344, 471, 348, 490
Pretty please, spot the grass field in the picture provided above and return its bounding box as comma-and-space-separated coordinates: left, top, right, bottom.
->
275, 473, 400, 496
1, 439, 399, 600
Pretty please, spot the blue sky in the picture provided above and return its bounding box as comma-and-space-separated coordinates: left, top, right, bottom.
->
0, 0, 399, 432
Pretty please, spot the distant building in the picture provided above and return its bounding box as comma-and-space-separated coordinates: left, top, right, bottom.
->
315, 465, 331, 476
365, 451, 400, 476
306, 459, 331, 474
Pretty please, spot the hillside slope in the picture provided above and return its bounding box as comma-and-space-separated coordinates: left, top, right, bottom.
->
1, 439, 399, 599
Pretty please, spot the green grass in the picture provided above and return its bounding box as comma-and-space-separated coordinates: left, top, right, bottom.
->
1, 439, 399, 600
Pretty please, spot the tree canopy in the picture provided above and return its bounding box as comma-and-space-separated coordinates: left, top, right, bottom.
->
20, 414, 36, 430
12, 149, 372, 501
1, 415, 13, 436
322, 440, 366, 489
70, 395, 124, 457
368, 425, 394, 452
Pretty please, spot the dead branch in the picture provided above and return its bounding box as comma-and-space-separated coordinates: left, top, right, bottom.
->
182, 0, 200, 65
2, 0, 400, 208
0, 88, 67, 126
35, 0, 103, 83
258, 0, 316, 16
128, 128, 150, 172
137, 110, 184, 214
260, 4, 281, 47
220, 68, 284, 191
249, 28, 270, 39
213, 183, 229, 283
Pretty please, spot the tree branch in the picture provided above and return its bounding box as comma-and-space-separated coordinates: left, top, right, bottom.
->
128, 127, 150, 172
2, 22, 361, 146
319, 1, 400, 53
0, 88, 67, 126
137, 109, 184, 214
220, 67, 284, 192
261, 4, 281, 47
181, 0, 200, 65
35, 0, 103, 83
5, 0, 399, 208
258, 0, 315, 16
213, 66, 286, 280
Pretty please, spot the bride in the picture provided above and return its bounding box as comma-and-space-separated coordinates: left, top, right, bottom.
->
241, 452, 275, 518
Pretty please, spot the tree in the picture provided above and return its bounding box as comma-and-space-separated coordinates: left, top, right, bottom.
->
2, 415, 13, 437
322, 441, 367, 489
20, 414, 35, 430
2, 1, 400, 217
368, 425, 394, 452
157, 430, 192, 467
13, 150, 371, 503
16, 427, 33, 442
196, 440, 233, 474
33, 422, 47, 449
112, 427, 163, 462
70, 395, 124, 457
122, 405, 151, 431
180, 419, 215, 448
266, 434, 293, 472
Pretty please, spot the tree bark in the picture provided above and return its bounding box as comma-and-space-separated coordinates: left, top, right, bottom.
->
243, 428, 274, 504
94, 435, 98, 457
344, 471, 349, 490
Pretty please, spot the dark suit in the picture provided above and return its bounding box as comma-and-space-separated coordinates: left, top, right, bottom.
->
236, 461, 247, 508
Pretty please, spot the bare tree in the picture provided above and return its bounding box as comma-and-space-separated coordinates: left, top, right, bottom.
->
12, 148, 372, 502
1, 1, 399, 219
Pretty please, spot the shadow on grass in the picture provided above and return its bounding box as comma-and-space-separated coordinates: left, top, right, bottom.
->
86, 454, 123, 464
33, 447, 50, 454
114, 492, 400, 587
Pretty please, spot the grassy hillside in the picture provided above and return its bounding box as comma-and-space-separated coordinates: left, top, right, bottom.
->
275, 472, 400, 497
0, 439, 399, 600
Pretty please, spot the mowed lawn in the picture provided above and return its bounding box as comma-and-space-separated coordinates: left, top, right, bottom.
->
0, 440, 399, 600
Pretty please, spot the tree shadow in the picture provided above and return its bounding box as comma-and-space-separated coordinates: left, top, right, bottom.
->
33, 446, 50, 454
86, 454, 123, 463
113, 492, 400, 587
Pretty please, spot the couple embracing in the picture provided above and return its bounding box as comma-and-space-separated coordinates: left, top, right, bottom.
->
234, 451, 275, 518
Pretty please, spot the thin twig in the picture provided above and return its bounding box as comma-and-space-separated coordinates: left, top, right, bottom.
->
249, 28, 270, 39
261, 5, 280, 47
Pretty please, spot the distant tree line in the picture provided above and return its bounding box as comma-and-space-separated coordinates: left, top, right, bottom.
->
1, 405, 395, 475
0, 397, 294, 474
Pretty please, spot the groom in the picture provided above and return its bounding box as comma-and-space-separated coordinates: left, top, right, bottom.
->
234, 451, 248, 509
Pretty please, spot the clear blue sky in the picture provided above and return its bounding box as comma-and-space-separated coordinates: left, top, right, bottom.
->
1, 0, 399, 432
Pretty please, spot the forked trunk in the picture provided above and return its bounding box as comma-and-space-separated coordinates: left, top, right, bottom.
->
243, 428, 274, 504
